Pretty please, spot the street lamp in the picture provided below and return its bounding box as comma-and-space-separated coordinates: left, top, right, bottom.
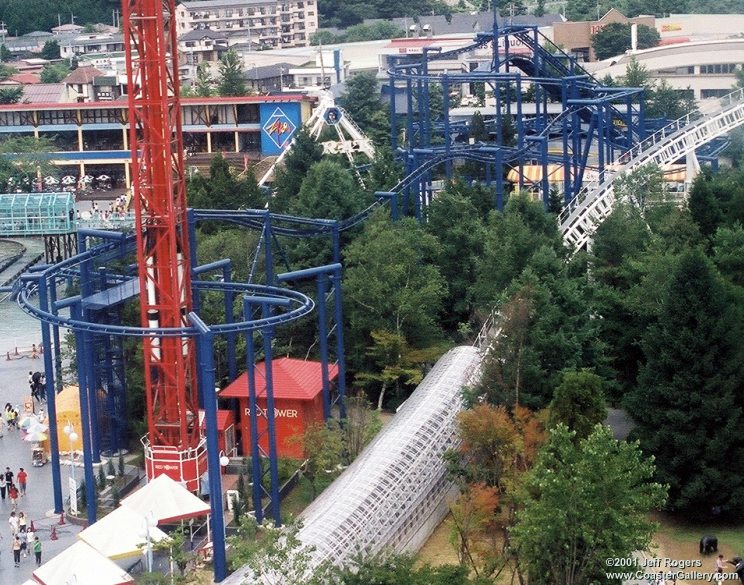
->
63, 422, 78, 482
139, 510, 156, 573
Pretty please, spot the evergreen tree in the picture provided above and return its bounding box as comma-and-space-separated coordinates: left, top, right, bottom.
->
271, 128, 323, 213
194, 62, 214, 97
217, 50, 247, 97
625, 249, 744, 518
548, 370, 607, 440
41, 40, 61, 60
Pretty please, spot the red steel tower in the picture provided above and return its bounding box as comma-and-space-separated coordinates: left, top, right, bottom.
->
122, 0, 206, 489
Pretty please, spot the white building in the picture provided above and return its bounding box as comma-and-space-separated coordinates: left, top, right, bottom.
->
175, 0, 318, 49
588, 39, 744, 102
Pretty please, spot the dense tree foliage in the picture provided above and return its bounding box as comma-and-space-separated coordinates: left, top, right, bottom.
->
217, 50, 247, 97
566, 0, 740, 20
187, 154, 264, 211
318, 0, 450, 28
625, 249, 744, 518
548, 370, 607, 440
512, 424, 667, 585
339, 72, 389, 145
591, 22, 660, 61
0, 1, 119, 36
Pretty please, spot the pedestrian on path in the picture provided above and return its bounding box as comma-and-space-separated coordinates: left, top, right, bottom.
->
17, 511, 26, 533
33, 536, 41, 566
4, 467, 13, 486
0, 474, 7, 501
25, 528, 34, 558
12, 535, 21, 567
8, 484, 18, 511
7, 512, 18, 536
17, 468, 26, 497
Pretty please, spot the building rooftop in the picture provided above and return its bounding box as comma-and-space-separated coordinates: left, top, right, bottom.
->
180, 0, 276, 8
62, 66, 106, 84
179, 29, 229, 41
20, 83, 65, 104
220, 357, 339, 401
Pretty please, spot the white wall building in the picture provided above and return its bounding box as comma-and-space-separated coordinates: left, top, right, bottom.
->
175, 0, 318, 49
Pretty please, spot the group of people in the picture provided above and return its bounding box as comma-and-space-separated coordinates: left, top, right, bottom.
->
7, 512, 40, 567
3, 467, 40, 568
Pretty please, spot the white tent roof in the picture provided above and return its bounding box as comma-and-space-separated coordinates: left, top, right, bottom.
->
79, 505, 170, 560
33, 541, 134, 585
121, 473, 211, 524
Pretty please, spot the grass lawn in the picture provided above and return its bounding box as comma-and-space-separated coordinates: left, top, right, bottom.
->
652, 511, 744, 583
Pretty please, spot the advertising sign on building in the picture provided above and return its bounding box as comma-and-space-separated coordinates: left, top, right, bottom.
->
259, 102, 301, 156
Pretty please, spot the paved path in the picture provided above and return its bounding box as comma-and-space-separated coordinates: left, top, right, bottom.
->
0, 305, 83, 584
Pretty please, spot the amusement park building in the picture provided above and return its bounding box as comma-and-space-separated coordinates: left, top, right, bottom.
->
0, 94, 314, 189
588, 39, 744, 101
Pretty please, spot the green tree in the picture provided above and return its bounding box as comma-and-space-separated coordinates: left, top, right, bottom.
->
327, 552, 475, 584
227, 518, 328, 584
187, 154, 264, 210
291, 420, 344, 499
271, 128, 323, 213
40, 62, 70, 83
512, 424, 667, 585
217, 49, 247, 97
343, 22, 405, 42
621, 57, 652, 89
468, 111, 489, 143
344, 211, 445, 361
309, 30, 339, 46
712, 223, 744, 287
339, 72, 388, 145
0, 45, 10, 63
625, 249, 744, 518
193, 61, 215, 97
592, 22, 660, 61
41, 40, 61, 60
0, 63, 16, 81
473, 193, 562, 306
548, 370, 607, 440
0, 86, 22, 104
342, 394, 382, 460
425, 189, 486, 330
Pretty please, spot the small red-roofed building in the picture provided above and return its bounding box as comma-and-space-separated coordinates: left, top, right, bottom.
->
220, 358, 339, 459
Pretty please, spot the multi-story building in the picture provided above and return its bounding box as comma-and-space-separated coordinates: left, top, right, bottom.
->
0, 95, 314, 189
175, 0, 318, 49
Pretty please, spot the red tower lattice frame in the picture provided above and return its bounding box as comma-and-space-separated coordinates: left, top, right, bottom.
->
122, 0, 205, 488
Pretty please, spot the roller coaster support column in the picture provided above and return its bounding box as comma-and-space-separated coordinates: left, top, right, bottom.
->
375, 191, 399, 221
443, 77, 452, 178
76, 233, 101, 463
189, 312, 226, 583
46, 282, 64, 393
390, 66, 398, 151
332, 265, 347, 419
261, 302, 281, 526
242, 295, 292, 526
22, 271, 63, 513
277, 263, 346, 422
243, 298, 263, 523
481, 148, 505, 211
69, 299, 98, 522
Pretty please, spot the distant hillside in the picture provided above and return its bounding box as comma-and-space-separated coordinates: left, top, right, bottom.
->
0, 1, 119, 36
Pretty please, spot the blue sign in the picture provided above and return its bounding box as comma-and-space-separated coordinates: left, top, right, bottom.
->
324, 107, 342, 126
260, 103, 301, 156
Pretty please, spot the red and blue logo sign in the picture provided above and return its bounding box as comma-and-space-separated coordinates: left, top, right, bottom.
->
261, 106, 298, 154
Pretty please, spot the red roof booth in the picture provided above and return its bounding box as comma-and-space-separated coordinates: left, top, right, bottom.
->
219, 358, 339, 459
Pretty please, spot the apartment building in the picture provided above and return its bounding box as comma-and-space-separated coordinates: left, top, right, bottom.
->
175, 0, 318, 49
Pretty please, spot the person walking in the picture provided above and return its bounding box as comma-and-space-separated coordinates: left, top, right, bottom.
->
17, 511, 26, 534
8, 484, 19, 512
12, 535, 21, 567
33, 536, 41, 566
17, 468, 27, 497
0, 473, 7, 501
4, 467, 14, 486
7, 511, 18, 537
24, 527, 33, 558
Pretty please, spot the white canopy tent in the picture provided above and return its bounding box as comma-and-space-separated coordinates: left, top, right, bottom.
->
121, 473, 211, 524
32, 541, 134, 585
79, 505, 170, 566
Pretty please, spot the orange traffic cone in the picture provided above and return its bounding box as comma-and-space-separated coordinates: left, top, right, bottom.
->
50, 525, 58, 541
58, 511, 65, 525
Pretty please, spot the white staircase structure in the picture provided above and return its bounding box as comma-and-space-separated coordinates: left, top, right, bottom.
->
257, 90, 375, 186
560, 88, 744, 251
